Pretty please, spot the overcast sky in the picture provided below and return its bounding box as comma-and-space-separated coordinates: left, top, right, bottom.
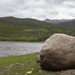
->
0, 0, 75, 20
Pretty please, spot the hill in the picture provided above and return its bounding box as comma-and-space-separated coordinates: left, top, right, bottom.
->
44, 18, 75, 29
57, 19, 75, 29
44, 18, 71, 24
0, 16, 75, 41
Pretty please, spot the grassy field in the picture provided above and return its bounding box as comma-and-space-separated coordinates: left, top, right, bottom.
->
0, 53, 62, 75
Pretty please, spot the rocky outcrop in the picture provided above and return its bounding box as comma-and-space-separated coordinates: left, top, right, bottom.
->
40, 33, 75, 71
36, 55, 40, 62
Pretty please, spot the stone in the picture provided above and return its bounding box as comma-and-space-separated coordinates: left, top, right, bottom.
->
15, 63, 19, 66
14, 73, 18, 75
61, 69, 75, 75
40, 33, 75, 71
31, 68, 34, 70
21, 63, 24, 66
26, 71, 32, 74
36, 55, 40, 62
38, 69, 46, 73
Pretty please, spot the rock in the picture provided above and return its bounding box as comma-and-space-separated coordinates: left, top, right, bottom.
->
36, 55, 40, 62
38, 69, 46, 73
61, 69, 75, 75
40, 33, 75, 71
26, 71, 32, 74
31, 68, 34, 70
14, 73, 18, 75
15, 63, 19, 66
21, 63, 24, 66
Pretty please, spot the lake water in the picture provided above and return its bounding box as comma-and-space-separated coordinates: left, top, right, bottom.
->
0, 41, 43, 57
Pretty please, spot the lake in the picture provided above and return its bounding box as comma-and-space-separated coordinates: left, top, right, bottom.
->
0, 41, 43, 57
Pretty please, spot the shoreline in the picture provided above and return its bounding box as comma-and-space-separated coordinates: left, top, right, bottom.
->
0, 37, 45, 42
0, 40, 44, 43
0, 52, 40, 58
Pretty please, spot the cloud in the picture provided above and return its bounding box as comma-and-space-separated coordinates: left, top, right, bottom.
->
54, 0, 75, 19
0, 0, 75, 20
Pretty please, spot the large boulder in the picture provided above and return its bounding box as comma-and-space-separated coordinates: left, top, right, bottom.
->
40, 33, 75, 71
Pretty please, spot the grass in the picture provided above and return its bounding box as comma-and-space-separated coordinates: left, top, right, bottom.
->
0, 53, 62, 75
0, 37, 38, 42
39, 28, 48, 32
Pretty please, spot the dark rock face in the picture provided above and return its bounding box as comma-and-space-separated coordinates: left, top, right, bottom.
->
40, 33, 75, 71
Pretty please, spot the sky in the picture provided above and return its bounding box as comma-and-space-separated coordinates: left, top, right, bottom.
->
0, 0, 75, 20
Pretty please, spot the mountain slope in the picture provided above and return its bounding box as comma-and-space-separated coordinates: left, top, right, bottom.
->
44, 18, 75, 29
0, 17, 75, 41
57, 19, 75, 29
44, 18, 71, 24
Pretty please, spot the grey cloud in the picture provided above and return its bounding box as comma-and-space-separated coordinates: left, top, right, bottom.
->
0, 0, 75, 20
64, 1, 75, 8
45, 0, 65, 5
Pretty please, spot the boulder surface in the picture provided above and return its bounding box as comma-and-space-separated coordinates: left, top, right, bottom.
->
36, 55, 40, 62
40, 33, 75, 71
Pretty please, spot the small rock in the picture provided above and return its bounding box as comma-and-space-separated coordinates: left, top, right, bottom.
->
6, 66, 9, 69
21, 63, 24, 66
15, 63, 19, 66
14, 73, 18, 75
10, 64, 14, 67
26, 71, 32, 74
38, 69, 46, 73
31, 68, 34, 70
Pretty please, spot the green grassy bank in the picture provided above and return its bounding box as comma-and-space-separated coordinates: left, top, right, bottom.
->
0, 37, 38, 42
0, 53, 62, 75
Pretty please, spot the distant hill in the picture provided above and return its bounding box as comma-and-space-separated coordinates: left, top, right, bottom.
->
57, 19, 75, 29
44, 18, 75, 29
0, 16, 75, 41
44, 18, 71, 24
0, 16, 41, 25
